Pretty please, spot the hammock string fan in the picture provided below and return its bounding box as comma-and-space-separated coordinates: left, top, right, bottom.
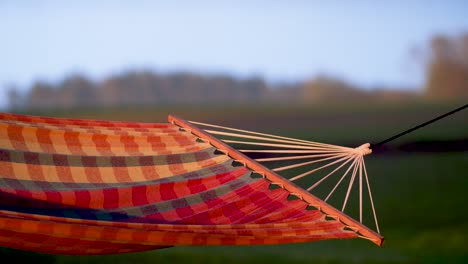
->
0, 105, 465, 255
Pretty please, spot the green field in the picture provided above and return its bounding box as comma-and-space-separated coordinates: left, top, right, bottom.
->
2, 102, 467, 263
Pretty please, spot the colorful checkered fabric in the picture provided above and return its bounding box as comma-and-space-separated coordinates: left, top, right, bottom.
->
0, 113, 358, 255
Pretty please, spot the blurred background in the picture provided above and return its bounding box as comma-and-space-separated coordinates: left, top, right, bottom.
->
1, 1, 467, 263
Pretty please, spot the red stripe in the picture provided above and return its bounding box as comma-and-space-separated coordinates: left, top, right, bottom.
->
132, 185, 149, 206
75, 190, 91, 208
44, 191, 63, 205
1, 167, 249, 210
102, 188, 119, 209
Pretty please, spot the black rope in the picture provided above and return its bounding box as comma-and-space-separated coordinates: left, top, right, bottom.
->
370, 103, 468, 150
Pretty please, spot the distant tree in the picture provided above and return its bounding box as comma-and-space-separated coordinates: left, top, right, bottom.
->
27, 81, 57, 109
264, 82, 302, 102
99, 71, 159, 106
301, 76, 366, 102
58, 74, 97, 108
425, 33, 468, 100
7, 85, 22, 110
241, 76, 268, 103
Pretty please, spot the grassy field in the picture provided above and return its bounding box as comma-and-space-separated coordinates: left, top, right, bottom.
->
2, 101, 467, 263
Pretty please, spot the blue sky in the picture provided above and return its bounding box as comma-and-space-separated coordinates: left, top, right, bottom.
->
1, 1, 468, 108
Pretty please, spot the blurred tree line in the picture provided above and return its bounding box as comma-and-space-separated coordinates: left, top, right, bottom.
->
7, 33, 467, 110
9, 71, 418, 110
8, 72, 268, 109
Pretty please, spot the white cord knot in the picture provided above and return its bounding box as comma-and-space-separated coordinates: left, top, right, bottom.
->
353, 143, 372, 156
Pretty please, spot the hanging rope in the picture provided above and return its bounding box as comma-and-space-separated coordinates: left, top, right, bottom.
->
370, 103, 467, 149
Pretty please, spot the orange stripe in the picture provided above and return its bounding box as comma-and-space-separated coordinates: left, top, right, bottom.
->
0, 155, 230, 183
92, 134, 112, 155
1, 122, 208, 155
6, 124, 26, 151
35, 127, 56, 153
63, 131, 84, 154
26, 161, 46, 182
54, 161, 75, 182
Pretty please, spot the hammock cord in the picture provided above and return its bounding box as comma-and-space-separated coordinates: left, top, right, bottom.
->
188, 119, 383, 234
341, 156, 360, 212
371, 103, 467, 149
272, 154, 346, 172
324, 157, 359, 202
362, 158, 380, 233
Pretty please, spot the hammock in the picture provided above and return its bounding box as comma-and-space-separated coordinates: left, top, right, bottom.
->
0, 112, 383, 255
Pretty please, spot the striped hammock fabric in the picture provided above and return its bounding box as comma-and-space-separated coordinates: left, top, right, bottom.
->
0, 113, 383, 255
